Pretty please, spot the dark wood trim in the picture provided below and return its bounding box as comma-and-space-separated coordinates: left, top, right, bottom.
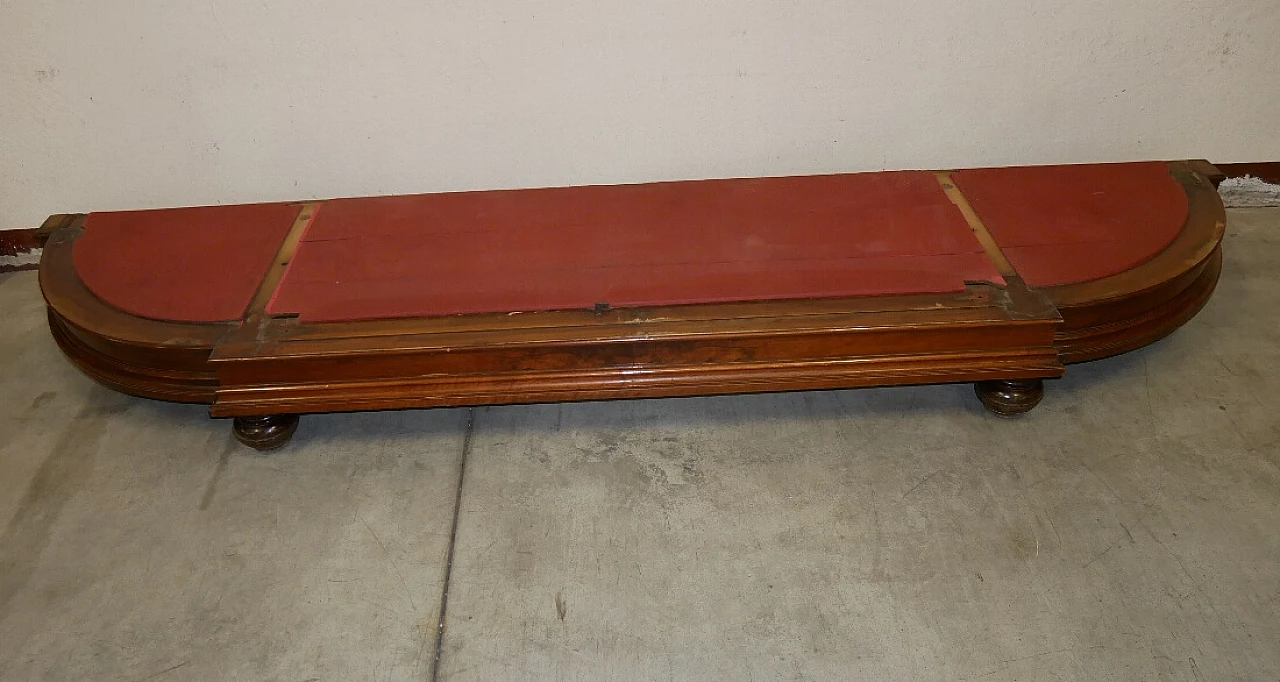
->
1216, 162, 1280, 185
0, 228, 40, 255
0, 228, 42, 273
209, 295, 1065, 416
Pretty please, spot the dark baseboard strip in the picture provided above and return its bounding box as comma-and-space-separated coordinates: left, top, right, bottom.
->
1, 228, 41, 273
1217, 163, 1280, 185
0, 228, 40, 255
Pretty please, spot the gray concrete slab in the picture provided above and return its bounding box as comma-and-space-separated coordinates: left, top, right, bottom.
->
0, 271, 468, 680
0, 207, 1278, 681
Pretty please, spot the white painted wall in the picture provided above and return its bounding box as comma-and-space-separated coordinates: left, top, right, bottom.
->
2, 1, 1277, 230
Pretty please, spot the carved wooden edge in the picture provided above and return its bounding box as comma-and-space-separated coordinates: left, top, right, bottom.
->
48, 309, 220, 402
39, 216, 229, 403
209, 315, 1065, 416
214, 352, 1064, 416
1044, 161, 1226, 363
209, 274, 1066, 416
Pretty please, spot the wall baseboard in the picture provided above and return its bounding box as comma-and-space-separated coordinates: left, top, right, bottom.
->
1217, 162, 1280, 185
0, 228, 41, 273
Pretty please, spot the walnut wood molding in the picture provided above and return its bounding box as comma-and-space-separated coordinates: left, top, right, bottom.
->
38, 161, 1226, 448
208, 282, 1065, 416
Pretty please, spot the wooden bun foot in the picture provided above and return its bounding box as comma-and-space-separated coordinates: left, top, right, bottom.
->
974, 379, 1044, 417
233, 414, 300, 451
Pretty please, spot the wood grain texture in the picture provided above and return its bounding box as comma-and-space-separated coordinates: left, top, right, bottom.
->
209, 292, 1064, 416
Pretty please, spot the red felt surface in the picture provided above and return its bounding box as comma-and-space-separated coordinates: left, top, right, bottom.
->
75, 203, 300, 322
951, 162, 1188, 286
268, 172, 1002, 322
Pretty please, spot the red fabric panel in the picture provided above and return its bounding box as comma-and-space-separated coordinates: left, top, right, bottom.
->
74, 203, 300, 322
269, 172, 1003, 322
952, 162, 1188, 286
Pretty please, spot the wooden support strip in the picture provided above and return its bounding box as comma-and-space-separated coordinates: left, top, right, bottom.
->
211, 201, 321, 358
243, 201, 321, 321
934, 171, 1018, 279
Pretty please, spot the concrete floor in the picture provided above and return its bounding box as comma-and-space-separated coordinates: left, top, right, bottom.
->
1, 208, 1278, 681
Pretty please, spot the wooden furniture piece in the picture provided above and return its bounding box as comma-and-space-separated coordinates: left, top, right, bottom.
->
38, 160, 1225, 450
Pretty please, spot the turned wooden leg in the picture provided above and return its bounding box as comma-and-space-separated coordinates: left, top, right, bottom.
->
974, 379, 1044, 417
232, 414, 300, 451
